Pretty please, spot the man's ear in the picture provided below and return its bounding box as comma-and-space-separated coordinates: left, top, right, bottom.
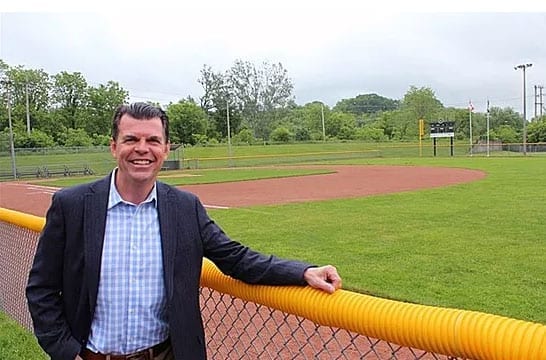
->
164, 141, 171, 159
110, 138, 117, 157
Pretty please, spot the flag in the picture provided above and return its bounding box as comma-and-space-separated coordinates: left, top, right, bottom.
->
468, 100, 475, 112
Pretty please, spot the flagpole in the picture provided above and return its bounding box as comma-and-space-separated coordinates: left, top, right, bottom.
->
486, 100, 490, 157
469, 100, 473, 157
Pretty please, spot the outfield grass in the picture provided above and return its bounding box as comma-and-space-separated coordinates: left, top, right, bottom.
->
205, 157, 546, 324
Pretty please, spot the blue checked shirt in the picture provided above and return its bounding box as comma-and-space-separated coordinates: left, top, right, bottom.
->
87, 172, 169, 354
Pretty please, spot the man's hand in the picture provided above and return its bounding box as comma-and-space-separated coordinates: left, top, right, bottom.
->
303, 265, 342, 294
75, 356, 83, 360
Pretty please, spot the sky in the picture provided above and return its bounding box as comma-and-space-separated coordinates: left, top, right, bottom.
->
1, 1, 546, 116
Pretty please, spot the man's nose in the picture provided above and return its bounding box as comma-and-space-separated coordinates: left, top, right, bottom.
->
134, 138, 149, 151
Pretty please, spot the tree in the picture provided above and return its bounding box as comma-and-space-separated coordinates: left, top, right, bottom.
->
490, 125, 519, 143
198, 65, 241, 140
51, 71, 88, 129
488, 107, 522, 131
228, 60, 294, 140
2, 66, 51, 134
290, 101, 329, 140
527, 116, 546, 143
270, 126, 292, 142
334, 93, 399, 115
326, 111, 356, 139
14, 128, 56, 148
374, 110, 398, 140
398, 86, 443, 139
85, 81, 129, 136
200, 60, 294, 141
167, 100, 208, 145
232, 128, 255, 145
63, 128, 93, 146
354, 124, 387, 142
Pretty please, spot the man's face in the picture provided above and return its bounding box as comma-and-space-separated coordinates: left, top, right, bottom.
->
110, 114, 170, 188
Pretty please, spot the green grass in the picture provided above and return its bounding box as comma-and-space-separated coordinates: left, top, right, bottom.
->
206, 157, 546, 324
0, 312, 47, 360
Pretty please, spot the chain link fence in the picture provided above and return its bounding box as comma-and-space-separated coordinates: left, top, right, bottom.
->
1, 208, 544, 360
200, 288, 458, 359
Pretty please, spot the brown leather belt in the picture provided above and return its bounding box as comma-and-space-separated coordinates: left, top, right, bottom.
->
81, 338, 170, 360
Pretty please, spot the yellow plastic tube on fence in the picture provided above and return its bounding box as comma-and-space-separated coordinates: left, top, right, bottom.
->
201, 259, 545, 360
0, 207, 45, 232
1, 207, 544, 360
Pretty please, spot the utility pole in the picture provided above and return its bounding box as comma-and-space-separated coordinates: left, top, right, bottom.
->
535, 85, 544, 118
25, 75, 31, 135
226, 101, 233, 167
1, 78, 17, 179
514, 63, 532, 155
321, 104, 326, 142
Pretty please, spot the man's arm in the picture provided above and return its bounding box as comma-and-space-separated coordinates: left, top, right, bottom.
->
195, 195, 342, 292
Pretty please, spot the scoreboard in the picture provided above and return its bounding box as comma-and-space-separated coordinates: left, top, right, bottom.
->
430, 121, 455, 138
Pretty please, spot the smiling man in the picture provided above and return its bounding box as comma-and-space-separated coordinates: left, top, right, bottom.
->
26, 102, 342, 360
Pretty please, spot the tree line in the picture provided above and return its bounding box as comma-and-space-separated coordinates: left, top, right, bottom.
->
1, 58, 546, 150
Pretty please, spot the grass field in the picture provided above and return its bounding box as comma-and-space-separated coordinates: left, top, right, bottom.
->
1, 143, 545, 358
201, 156, 546, 325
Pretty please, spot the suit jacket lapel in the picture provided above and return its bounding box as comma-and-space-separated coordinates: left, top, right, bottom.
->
158, 183, 177, 302
84, 175, 110, 310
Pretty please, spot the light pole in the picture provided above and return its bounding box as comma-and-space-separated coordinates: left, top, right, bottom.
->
1, 78, 17, 179
514, 63, 532, 155
226, 101, 233, 167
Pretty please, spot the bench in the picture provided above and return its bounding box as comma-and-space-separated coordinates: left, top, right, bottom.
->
42, 164, 94, 178
0, 171, 17, 180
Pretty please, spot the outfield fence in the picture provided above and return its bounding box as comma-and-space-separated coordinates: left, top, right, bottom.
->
2, 142, 546, 181
1, 207, 545, 360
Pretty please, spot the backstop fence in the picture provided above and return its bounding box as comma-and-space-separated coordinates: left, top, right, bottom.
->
0, 207, 544, 360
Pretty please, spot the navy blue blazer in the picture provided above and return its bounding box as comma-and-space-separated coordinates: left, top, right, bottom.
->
26, 174, 310, 360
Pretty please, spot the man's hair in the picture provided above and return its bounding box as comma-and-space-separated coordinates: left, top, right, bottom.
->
112, 102, 169, 142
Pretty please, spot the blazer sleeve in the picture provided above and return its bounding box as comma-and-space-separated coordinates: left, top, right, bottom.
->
194, 196, 311, 285
26, 192, 82, 360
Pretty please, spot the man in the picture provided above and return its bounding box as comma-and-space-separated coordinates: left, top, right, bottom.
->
26, 102, 342, 360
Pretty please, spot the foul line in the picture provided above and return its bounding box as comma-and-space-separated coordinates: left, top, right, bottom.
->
204, 204, 230, 210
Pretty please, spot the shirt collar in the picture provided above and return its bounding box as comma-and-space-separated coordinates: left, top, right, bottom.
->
108, 168, 158, 209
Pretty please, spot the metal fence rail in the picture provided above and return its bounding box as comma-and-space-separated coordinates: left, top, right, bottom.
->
1, 208, 544, 360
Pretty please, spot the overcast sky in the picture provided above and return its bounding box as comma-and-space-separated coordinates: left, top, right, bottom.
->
1, 2, 546, 115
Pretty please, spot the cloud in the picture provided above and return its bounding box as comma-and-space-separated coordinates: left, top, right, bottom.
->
1, 10, 545, 114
